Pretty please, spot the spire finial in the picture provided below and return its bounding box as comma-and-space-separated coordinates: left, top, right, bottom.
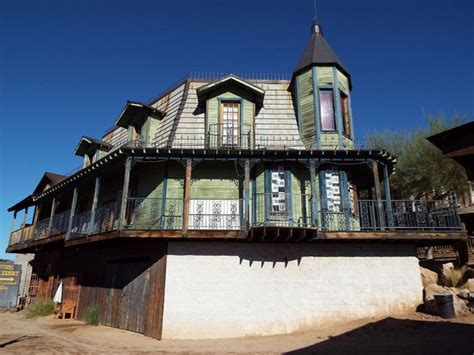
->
313, 0, 318, 23
311, 0, 323, 36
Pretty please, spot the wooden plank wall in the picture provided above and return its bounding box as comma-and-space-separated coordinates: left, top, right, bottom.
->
31, 240, 168, 340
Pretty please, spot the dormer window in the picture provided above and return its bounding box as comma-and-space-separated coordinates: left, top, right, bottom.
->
319, 89, 336, 131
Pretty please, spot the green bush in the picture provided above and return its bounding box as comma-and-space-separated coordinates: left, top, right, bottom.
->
26, 300, 55, 319
85, 306, 100, 326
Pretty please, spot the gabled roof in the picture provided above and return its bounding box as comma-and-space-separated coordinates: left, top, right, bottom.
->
33, 172, 67, 195
293, 23, 351, 88
196, 74, 265, 108
8, 172, 67, 211
115, 101, 166, 128
74, 136, 112, 157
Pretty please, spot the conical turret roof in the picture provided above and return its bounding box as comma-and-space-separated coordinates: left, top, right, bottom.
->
294, 23, 351, 87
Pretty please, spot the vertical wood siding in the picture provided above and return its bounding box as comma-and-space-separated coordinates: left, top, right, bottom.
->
296, 70, 316, 149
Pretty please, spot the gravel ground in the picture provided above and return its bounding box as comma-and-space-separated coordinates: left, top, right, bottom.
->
0, 311, 473, 354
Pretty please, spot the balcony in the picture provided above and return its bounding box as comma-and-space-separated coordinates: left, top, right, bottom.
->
7, 195, 463, 250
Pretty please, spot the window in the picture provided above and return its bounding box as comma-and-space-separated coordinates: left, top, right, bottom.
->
325, 172, 341, 212
319, 90, 336, 131
270, 166, 287, 213
340, 92, 351, 136
220, 101, 240, 147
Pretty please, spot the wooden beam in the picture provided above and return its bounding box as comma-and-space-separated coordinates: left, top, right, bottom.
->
119, 157, 132, 228
10, 211, 17, 233
47, 197, 57, 237
372, 160, 386, 228
382, 164, 394, 228
309, 159, 319, 227
88, 176, 101, 234
66, 187, 79, 240
182, 159, 192, 233
244, 159, 250, 229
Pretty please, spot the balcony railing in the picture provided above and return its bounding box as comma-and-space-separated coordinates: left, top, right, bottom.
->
189, 198, 245, 230
124, 197, 183, 230
318, 199, 461, 231
253, 193, 313, 227
208, 123, 252, 150
7, 197, 462, 247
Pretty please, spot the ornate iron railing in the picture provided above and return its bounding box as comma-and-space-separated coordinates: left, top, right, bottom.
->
50, 210, 71, 236
318, 199, 461, 231
125, 197, 183, 230
91, 201, 120, 234
33, 218, 51, 240
253, 193, 313, 227
70, 210, 92, 238
188, 198, 245, 230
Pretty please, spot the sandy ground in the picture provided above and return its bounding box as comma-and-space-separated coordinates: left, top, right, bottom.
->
0, 311, 473, 354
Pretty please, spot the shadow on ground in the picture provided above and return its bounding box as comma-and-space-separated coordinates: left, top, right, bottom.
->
285, 317, 474, 355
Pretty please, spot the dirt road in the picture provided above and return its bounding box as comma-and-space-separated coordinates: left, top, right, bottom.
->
0, 311, 473, 354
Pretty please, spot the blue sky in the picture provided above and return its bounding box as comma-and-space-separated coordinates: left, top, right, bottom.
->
0, 0, 473, 259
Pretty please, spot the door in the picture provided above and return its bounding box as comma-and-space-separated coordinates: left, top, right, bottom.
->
220, 101, 240, 147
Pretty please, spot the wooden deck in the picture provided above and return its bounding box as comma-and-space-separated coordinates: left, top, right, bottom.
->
6, 226, 468, 253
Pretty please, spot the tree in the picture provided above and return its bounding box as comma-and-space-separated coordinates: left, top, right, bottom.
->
365, 114, 470, 199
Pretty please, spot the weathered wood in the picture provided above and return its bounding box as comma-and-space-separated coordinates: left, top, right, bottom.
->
244, 159, 250, 228
89, 176, 101, 234
182, 159, 192, 233
66, 187, 79, 240
318, 230, 468, 241
309, 159, 319, 226
382, 164, 394, 228
10, 211, 17, 233
371, 161, 386, 228
119, 157, 132, 228
47, 198, 57, 236
19, 207, 28, 241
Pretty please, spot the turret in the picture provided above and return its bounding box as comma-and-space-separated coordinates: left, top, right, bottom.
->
292, 23, 354, 149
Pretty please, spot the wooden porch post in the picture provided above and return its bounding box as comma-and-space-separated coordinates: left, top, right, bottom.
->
10, 211, 17, 233
119, 157, 132, 229
89, 176, 101, 234
382, 164, 394, 228
182, 159, 192, 233
19, 207, 29, 241
372, 161, 386, 229
244, 159, 251, 229
339, 170, 351, 230
47, 197, 57, 236
67, 187, 79, 239
309, 159, 319, 227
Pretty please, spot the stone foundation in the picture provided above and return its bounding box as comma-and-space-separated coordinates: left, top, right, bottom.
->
162, 242, 423, 339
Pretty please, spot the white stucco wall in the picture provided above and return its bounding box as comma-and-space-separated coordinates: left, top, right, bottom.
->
162, 242, 423, 339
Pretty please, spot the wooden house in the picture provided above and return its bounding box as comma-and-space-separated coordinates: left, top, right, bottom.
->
6, 22, 467, 339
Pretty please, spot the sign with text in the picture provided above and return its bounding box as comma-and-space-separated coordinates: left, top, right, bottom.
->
0, 261, 21, 308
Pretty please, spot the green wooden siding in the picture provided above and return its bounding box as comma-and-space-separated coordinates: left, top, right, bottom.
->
296, 69, 316, 148
190, 162, 239, 199
316, 67, 333, 86
336, 69, 350, 94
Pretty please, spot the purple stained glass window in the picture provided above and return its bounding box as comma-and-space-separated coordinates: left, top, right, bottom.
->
320, 90, 335, 131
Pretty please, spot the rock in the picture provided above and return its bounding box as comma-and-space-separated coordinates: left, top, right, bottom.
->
423, 284, 468, 316
468, 279, 474, 292
420, 267, 438, 287
456, 290, 470, 300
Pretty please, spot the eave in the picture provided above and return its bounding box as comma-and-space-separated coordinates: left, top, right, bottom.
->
115, 101, 166, 128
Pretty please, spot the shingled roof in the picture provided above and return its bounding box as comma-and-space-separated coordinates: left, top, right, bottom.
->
294, 23, 351, 87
